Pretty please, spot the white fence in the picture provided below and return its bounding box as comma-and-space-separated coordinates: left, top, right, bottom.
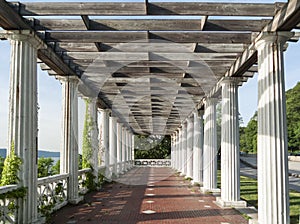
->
134, 159, 171, 167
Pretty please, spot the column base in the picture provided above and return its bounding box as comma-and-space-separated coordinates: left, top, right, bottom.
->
33, 217, 46, 224
200, 187, 220, 196
215, 197, 247, 208
69, 195, 84, 205
191, 180, 202, 187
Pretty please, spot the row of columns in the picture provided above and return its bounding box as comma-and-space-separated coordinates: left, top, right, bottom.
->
171, 32, 291, 224
4, 31, 134, 223
4, 29, 291, 224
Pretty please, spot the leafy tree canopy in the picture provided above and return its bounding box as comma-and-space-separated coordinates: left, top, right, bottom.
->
134, 135, 171, 159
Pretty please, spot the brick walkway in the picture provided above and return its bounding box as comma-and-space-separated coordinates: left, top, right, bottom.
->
51, 167, 247, 224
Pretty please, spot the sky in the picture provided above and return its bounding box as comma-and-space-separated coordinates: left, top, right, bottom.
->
0, 0, 299, 152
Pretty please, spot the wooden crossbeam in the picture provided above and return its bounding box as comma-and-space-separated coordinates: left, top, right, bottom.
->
34, 19, 270, 32
10, 2, 282, 17
65, 52, 239, 61
44, 31, 252, 44
57, 42, 246, 53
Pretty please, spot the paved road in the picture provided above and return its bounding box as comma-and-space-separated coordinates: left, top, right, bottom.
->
240, 156, 300, 192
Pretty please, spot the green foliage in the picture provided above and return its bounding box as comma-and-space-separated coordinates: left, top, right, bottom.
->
51, 159, 60, 175
286, 82, 300, 152
240, 82, 300, 153
134, 135, 171, 159
38, 157, 54, 178
239, 112, 257, 153
0, 142, 22, 186
0, 156, 4, 180
82, 99, 93, 169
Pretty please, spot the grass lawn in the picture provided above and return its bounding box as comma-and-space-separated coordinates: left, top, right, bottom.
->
218, 171, 300, 223
239, 175, 300, 223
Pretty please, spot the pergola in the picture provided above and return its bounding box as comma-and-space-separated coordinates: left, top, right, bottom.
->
0, 0, 299, 223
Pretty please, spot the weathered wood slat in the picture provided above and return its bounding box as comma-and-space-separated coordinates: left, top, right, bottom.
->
66, 51, 239, 61
35, 19, 269, 32
11, 2, 281, 17
147, 2, 282, 16
11, 2, 146, 16
45, 31, 252, 44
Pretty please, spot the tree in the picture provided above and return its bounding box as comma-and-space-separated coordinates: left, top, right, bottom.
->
0, 142, 22, 186
286, 82, 300, 152
0, 156, 4, 180
51, 159, 60, 175
239, 112, 257, 153
38, 157, 54, 178
134, 135, 171, 159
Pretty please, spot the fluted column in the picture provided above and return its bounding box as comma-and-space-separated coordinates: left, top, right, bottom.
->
202, 98, 219, 192
174, 131, 178, 170
7, 30, 45, 223
117, 122, 122, 175
122, 127, 126, 172
255, 32, 292, 224
216, 78, 246, 208
101, 109, 110, 179
181, 123, 187, 175
59, 76, 82, 204
171, 134, 174, 168
109, 116, 117, 177
186, 116, 194, 179
86, 98, 99, 184
177, 128, 182, 172
193, 110, 204, 184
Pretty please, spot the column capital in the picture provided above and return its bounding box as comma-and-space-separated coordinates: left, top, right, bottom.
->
56, 75, 80, 84
220, 77, 243, 86
255, 31, 294, 50
204, 97, 218, 105
187, 115, 194, 122
0, 30, 46, 49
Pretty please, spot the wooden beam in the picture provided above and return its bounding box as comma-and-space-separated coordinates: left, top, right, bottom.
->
65, 51, 239, 61
34, 19, 269, 32
11, 2, 146, 16
45, 31, 252, 44
11, 2, 282, 17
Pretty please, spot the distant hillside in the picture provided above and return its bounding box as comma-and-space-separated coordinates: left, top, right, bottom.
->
0, 148, 60, 158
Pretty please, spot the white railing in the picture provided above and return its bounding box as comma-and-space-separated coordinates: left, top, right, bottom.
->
37, 173, 69, 214
134, 159, 172, 167
0, 185, 19, 224
78, 168, 92, 194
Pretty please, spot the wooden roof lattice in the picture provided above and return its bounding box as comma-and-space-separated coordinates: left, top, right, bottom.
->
0, 0, 299, 135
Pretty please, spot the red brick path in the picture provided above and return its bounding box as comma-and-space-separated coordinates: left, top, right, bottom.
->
51, 167, 247, 224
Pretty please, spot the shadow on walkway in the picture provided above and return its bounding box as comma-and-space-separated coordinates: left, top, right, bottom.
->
51, 167, 247, 224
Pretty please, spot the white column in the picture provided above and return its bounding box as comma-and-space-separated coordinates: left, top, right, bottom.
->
7, 31, 44, 223
170, 134, 174, 168
132, 134, 135, 163
117, 122, 122, 174
109, 116, 117, 176
174, 131, 178, 170
181, 123, 187, 175
122, 127, 126, 171
59, 76, 82, 204
178, 128, 183, 173
101, 109, 110, 179
193, 110, 204, 184
87, 98, 99, 182
186, 116, 194, 178
202, 98, 219, 192
255, 32, 292, 224
217, 78, 246, 207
